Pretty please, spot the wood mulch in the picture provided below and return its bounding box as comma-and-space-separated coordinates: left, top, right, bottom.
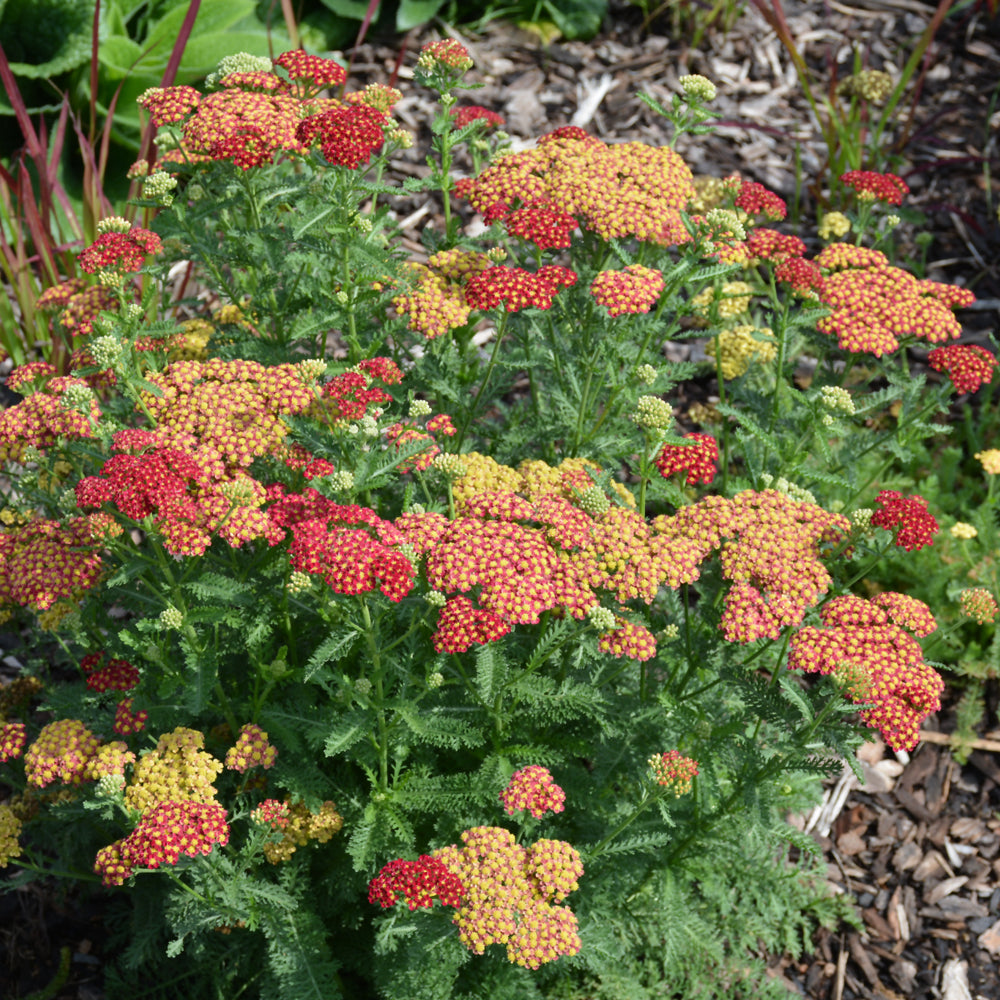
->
4, 2, 1000, 996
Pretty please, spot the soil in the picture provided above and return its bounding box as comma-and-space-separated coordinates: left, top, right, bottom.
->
3, 1, 1000, 997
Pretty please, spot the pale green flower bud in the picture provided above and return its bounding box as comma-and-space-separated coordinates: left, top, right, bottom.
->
657, 624, 680, 641
329, 469, 355, 492
96, 774, 126, 797
587, 606, 617, 631
577, 485, 610, 517
426, 590, 447, 608
705, 208, 746, 242
678, 74, 717, 102
635, 364, 658, 385
634, 395, 674, 433
286, 571, 313, 594
427, 671, 445, 689
409, 399, 433, 418
355, 677, 373, 697
141, 170, 178, 203
433, 453, 468, 480
97, 216, 131, 235
158, 605, 184, 629
820, 386, 856, 415
60, 382, 95, 413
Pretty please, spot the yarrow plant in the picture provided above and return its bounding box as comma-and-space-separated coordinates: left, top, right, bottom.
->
0, 47, 980, 1000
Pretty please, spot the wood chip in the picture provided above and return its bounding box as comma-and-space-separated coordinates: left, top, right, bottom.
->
977, 918, 1000, 955
927, 876, 970, 906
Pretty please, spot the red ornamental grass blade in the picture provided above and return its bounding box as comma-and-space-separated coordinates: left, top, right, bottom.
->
346, 0, 383, 86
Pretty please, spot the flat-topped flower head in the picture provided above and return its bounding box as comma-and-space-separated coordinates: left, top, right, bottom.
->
24, 719, 100, 787
654, 433, 719, 485
504, 204, 578, 251
590, 264, 665, 316
928, 344, 997, 394
432, 826, 582, 969
678, 74, 717, 102
251, 798, 290, 830
649, 750, 698, 795
94, 800, 229, 887
789, 594, 942, 750
82, 652, 139, 693
734, 180, 787, 221
0, 722, 28, 762
711, 325, 777, 380
960, 588, 998, 624
225, 724, 278, 772
597, 618, 657, 661
137, 85, 201, 125
500, 766, 566, 819
461, 132, 694, 246
841, 170, 909, 205
816, 245, 972, 356
297, 105, 387, 169
451, 105, 505, 129
0, 806, 23, 867
417, 38, 474, 74
976, 449, 1000, 475
368, 855, 465, 910
274, 50, 346, 89
871, 490, 938, 551
124, 727, 222, 814
464, 265, 576, 312
79, 227, 162, 277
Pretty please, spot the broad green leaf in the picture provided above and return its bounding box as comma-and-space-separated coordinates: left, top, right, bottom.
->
396, 0, 444, 31
318, 0, 376, 19
1, 0, 98, 78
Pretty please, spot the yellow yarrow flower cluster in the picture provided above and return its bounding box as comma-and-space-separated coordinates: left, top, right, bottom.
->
818, 212, 852, 242
709, 324, 777, 379
262, 799, 344, 863
0, 805, 22, 866
950, 521, 978, 540
690, 281, 754, 321
976, 449, 1000, 475
125, 727, 223, 814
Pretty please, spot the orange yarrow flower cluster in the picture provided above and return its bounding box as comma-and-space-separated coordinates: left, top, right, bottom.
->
0, 369, 99, 462
590, 264, 665, 316
458, 128, 694, 246
649, 750, 699, 795
960, 588, 998, 624
0, 722, 27, 762
789, 593, 942, 751
124, 727, 223, 814
816, 243, 975, 356
36, 278, 119, 337
433, 826, 583, 969
0, 515, 112, 611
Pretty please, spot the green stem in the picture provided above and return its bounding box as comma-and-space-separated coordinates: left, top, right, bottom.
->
360, 597, 389, 791
455, 311, 508, 450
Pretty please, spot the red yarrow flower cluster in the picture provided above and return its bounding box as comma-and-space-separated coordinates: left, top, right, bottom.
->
79, 227, 162, 275
296, 105, 386, 169
224, 724, 278, 772
871, 490, 938, 551
323, 369, 394, 420
432, 595, 511, 653
744, 228, 806, 262
464, 265, 577, 312
451, 105, 504, 129
789, 593, 942, 751
654, 433, 719, 486
368, 854, 466, 910
499, 766, 566, 819
114, 698, 148, 735
504, 205, 578, 250
928, 344, 998, 394
251, 798, 290, 830
274, 50, 347, 89
734, 180, 787, 220
775, 257, 825, 295
649, 750, 699, 795
841, 170, 909, 205
93, 801, 230, 887
267, 486, 415, 602
590, 264, 665, 316
81, 651, 139, 693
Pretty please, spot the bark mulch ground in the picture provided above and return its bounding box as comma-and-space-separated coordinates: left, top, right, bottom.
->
3, 2, 1000, 996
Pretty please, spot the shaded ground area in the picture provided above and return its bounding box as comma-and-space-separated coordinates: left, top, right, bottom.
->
3, 1, 1000, 996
